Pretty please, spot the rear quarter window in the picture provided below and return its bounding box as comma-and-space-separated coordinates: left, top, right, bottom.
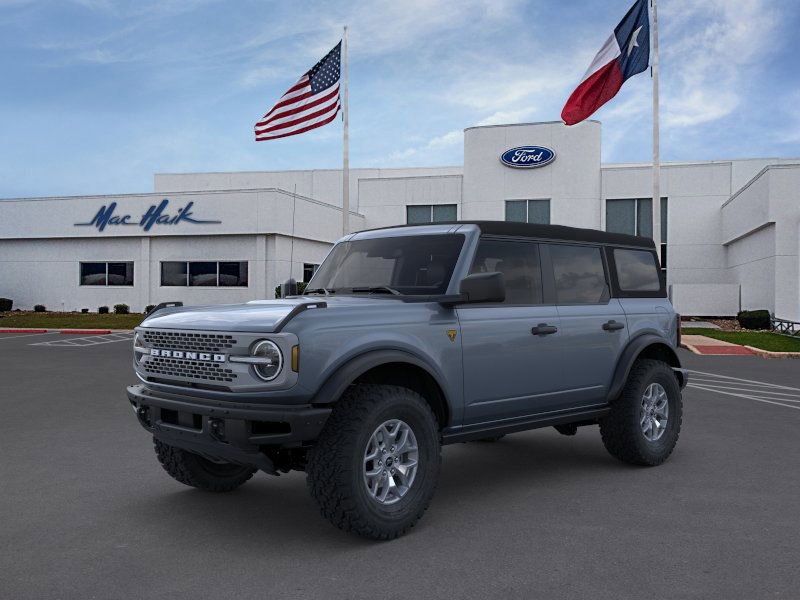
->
613, 249, 661, 292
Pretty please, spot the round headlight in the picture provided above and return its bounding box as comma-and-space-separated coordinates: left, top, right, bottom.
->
252, 340, 283, 381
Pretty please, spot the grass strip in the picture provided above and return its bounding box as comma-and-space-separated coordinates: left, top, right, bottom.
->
0, 312, 144, 330
682, 328, 800, 352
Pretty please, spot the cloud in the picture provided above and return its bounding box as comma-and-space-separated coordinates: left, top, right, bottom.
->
389, 130, 462, 162
660, 0, 780, 128
315, 0, 523, 57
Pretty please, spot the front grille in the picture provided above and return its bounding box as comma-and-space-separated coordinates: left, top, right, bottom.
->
142, 330, 237, 353
142, 356, 238, 383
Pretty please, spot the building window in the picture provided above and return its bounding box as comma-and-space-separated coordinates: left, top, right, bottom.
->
160, 261, 248, 287
79, 262, 134, 286
606, 197, 668, 271
303, 263, 319, 283
406, 204, 457, 225
505, 199, 550, 224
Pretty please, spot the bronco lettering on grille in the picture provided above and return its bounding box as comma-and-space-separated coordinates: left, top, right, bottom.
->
149, 349, 226, 362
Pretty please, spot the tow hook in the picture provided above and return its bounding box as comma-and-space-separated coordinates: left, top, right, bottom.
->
135, 405, 151, 427
208, 418, 226, 441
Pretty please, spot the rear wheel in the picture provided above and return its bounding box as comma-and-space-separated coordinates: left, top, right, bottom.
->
306, 384, 441, 540
599, 359, 682, 466
153, 438, 256, 492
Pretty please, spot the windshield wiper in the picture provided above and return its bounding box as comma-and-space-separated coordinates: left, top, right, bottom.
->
304, 287, 334, 295
351, 286, 401, 295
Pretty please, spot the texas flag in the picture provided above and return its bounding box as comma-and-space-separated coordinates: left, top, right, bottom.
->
561, 0, 650, 126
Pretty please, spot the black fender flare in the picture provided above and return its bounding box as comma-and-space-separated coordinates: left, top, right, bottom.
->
607, 334, 684, 403
311, 348, 450, 409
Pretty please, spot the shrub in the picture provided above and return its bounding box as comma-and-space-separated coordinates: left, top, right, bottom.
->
113, 304, 130, 315
145, 304, 156, 315
98, 306, 109, 314
34, 304, 46, 312
81, 308, 89, 313
737, 309, 771, 330
0, 298, 12, 312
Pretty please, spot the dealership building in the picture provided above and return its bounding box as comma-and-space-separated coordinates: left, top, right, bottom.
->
1, 120, 799, 321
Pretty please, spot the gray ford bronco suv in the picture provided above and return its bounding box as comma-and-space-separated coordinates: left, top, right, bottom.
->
128, 221, 687, 539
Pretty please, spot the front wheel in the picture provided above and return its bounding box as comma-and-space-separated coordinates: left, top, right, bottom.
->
599, 359, 683, 466
306, 384, 441, 540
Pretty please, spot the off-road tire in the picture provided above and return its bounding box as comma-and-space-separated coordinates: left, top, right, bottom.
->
306, 384, 441, 540
153, 438, 256, 492
599, 359, 683, 466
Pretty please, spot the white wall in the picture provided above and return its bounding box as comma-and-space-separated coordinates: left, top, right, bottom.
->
153, 167, 463, 214
669, 284, 740, 317
0, 233, 334, 311
721, 164, 800, 321
462, 121, 602, 226
0, 188, 364, 243
0, 188, 362, 310
603, 162, 733, 288
358, 175, 463, 228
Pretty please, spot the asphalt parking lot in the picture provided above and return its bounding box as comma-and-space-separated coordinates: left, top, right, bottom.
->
1, 331, 799, 599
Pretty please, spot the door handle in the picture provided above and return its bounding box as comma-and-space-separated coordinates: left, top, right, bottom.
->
532, 323, 558, 335
602, 320, 625, 331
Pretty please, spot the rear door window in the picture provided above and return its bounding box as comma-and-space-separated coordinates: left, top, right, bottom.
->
469, 239, 543, 304
613, 248, 661, 292
550, 245, 609, 304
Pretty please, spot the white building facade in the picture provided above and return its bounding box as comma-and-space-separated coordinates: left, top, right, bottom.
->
1, 121, 799, 321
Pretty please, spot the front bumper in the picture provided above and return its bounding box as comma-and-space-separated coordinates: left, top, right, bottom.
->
127, 384, 331, 473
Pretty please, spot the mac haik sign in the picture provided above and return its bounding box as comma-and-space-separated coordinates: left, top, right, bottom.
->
75, 199, 221, 232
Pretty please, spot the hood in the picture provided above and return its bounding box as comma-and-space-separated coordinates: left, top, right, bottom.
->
138, 296, 405, 333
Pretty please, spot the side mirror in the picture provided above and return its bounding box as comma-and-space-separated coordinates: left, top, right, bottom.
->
280, 278, 298, 298
458, 272, 505, 304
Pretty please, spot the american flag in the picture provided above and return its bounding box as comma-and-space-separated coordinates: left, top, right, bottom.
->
254, 41, 342, 141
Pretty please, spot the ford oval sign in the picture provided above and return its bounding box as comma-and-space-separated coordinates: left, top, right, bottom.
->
500, 146, 556, 169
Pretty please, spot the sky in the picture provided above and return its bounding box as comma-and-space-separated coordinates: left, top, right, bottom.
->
1, 0, 799, 198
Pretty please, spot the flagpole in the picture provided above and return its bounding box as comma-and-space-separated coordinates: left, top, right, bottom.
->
341, 25, 350, 237
651, 0, 661, 262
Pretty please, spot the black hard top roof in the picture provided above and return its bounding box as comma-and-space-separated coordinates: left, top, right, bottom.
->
365, 221, 656, 249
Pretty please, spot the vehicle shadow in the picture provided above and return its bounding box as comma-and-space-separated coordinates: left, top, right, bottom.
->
122, 429, 623, 549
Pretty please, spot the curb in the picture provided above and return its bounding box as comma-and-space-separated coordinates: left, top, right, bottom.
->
743, 345, 800, 359
0, 328, 48, 333
682, 341, 800, 358
60, 329, 113, 335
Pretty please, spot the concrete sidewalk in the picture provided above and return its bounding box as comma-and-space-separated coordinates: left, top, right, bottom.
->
682, 334, 756, 356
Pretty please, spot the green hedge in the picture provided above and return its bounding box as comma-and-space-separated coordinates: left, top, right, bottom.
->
0, 298, 12, 311
736, 310, 771, 330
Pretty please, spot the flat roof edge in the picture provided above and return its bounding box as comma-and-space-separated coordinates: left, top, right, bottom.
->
464, 120, 600, 132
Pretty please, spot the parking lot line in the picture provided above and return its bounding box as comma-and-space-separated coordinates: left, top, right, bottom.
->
687, 384, 800, 399
689, 370, 800, 392
688, 383, 800, 411
30, 332, 134, 347
687, 369, 800, 411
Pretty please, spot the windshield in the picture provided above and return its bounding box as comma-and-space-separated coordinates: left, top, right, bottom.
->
306, 234, 465, 296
